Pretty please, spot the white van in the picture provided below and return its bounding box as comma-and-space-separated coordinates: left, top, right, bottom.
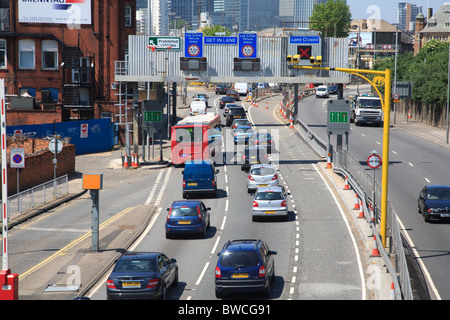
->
315, 85, 329, 98
190, 100, 207, 116
234, 83, 249, 96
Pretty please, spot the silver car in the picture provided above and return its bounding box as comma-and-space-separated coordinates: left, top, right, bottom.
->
251, 186, 288, 221
247, 164, 279, 193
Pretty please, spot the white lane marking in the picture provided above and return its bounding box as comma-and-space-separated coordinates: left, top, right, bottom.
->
145, 169, 164, 205
195, 262, 210, 286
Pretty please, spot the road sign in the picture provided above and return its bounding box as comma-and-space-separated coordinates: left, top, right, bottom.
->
80, 123, 88, 138
185, 33, 203, 57
144, 111, 162, 122
327, 100, 351, 135
393, 93, 400, 103
10, 148, 25, 168
329, 111, 348, 123
298, 46, 312, 60
148, 37, 181, 50
49, 138, 63, 154
239, 33, 257, 59
367, 154, 382, 169
204, 36, 237, 45
289, 36, 320, 44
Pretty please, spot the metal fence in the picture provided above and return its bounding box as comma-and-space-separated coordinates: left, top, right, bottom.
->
4, 175, 69, 222
281, 95, 413, 300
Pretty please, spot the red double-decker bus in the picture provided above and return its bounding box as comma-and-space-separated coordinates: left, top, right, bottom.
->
171, 113, 222, 165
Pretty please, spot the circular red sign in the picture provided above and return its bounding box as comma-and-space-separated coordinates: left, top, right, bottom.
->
367, 154, 382, 169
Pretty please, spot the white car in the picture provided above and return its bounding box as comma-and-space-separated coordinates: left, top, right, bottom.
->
316, 85, 329, 98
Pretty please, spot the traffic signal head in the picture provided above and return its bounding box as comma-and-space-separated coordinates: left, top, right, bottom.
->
287, 55, 293, 63
292, 54, 300, 64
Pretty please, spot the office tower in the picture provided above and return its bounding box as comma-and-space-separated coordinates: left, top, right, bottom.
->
398, 2, 422, 33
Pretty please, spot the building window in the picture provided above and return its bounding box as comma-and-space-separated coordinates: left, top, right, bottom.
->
0, 39, 6, 69
124, 5, 132, 27
42, 40, 58, 70
19, 39, 35, 69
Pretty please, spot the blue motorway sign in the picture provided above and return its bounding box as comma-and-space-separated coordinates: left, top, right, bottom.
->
185, 33, 203, 57
290, 36, 320, 44
239, 33, 257, 58
204, 36, 238, 45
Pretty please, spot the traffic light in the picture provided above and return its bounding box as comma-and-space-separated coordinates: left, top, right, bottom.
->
310, 56, 322, 65
287, 55, 293, 63
292, 54, 300, 64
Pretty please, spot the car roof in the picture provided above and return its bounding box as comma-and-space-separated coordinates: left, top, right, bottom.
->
171, 200, 201, 207
223, 239, 262, 251
119, 252, 160, 260
255, 186, 284, 193
250, 164, 275, 169
426, 185, 450, 190
185, 160, 213, 166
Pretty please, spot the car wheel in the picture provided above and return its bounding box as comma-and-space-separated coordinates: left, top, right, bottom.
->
424, 212, 431, 223
173, 270, 179, 287
165, 232, 172, 239
262, 281, 271, 298
215, 287, 223, 299
160, 285, 166, 300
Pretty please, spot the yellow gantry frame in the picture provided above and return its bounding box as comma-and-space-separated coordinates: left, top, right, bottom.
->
294, 65, 391, 247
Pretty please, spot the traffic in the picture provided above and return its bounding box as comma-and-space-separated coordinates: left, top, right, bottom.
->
84, 83, 365, 300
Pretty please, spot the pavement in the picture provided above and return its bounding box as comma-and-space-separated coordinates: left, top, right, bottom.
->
12, 89, 450, 300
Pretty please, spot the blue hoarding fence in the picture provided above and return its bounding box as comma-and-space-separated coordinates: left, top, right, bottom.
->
8, 119, 115, 155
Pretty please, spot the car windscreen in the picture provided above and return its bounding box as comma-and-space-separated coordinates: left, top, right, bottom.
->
250, 167, 275, 176
170, 206, 198, 217
255, 191, 283, 200
317, 87, 326, 91
359, 99, 381, 108
113, 259, 156, 272
427, 189, 450, 200
219, 251, 260, 267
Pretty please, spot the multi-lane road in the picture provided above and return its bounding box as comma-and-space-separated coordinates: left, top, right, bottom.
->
9, 86, 450, 300
299, 87, 450, 300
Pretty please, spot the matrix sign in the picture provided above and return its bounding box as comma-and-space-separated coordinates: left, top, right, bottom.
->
329, 112, 348, 123
327, 100, 351, 135
144, 111, 162, 122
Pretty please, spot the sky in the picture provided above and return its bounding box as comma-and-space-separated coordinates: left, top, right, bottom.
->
346, 0, 445, 24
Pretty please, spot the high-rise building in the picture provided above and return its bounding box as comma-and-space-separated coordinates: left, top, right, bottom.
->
294, 0, 327, 28
150, 0, 169, 35
398, 2, 422, 33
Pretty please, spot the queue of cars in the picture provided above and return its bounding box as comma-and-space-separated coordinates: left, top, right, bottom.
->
107, 89, 284, 300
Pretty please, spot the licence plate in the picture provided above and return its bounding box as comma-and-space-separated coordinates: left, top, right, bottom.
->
187, 183, 198, 186
232, 273, 249, 279
234, 116, 241, 118
441, 214, 450, 217
178, 220, 192, 224
258, 184, 268, 187
265, 211, 276, 214
122, 281, 140, 287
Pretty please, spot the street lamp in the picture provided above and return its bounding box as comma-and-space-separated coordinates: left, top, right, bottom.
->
447, 39, 449, 143
393, 23, 399, 124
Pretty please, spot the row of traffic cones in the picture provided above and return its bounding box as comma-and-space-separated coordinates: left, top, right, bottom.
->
123, 153, 139, 168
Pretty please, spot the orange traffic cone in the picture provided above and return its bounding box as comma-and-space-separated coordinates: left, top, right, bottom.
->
131, 153, 137, 167
353, 194, 360, 210
370, 235, 381, 257
265, 102, 268, 109
358, 201, 364, 218
289, 115, 294, 128
344, 176, 350, 190
123, 153, 129, 168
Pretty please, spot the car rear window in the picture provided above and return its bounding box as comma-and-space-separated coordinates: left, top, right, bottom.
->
229, 108, 246, 115
114, 259, 156, 272
170, 206, 198, 217
250, 167, 275, 176
255, 191, 283, 200
220, 251, 260, 267
185, 167, 212, 179
236, 127, 252, 133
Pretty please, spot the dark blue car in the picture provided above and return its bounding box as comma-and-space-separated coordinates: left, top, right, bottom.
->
182, 161, 219, 198
215, 239, 276, 298
165, 200, 211, 238
418, 185, 450, 222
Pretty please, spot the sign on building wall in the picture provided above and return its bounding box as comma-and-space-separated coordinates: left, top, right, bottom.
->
18, 0, 92, 25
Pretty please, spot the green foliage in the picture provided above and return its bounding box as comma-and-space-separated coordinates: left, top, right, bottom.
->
201, 25, 233, 36
309, 0, 352, 37
372, 40, 449, 107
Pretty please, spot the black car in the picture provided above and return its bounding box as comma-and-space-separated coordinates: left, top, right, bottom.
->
215, 239, 276, 298
226, 106, 247, 126
219, 96, 234, 109
418, 185, 450, 222
240, 146, 269, 172
106, 252, 178, 300
215, 83, 228, 95
248, 132, 275, 154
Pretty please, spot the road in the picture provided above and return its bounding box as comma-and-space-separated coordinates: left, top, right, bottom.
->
84, 90, 366, 300
298, 88, 450, 300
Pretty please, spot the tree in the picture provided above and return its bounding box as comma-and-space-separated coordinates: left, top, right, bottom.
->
201, 25, 232, 36
309, 0, 352, 38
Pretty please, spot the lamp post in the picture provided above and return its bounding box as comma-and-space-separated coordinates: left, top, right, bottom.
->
393, 23, 399, 124
447, 39, 450, 143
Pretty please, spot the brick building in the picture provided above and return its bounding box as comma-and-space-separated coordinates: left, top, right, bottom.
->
414, 4, 450, 55
0, 0, 136, 123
